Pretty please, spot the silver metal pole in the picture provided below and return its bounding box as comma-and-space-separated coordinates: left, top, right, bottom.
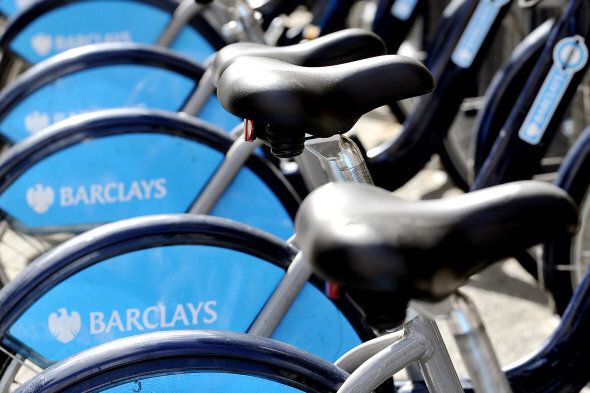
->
189, 135, 259, 214
182, 68, 216, 117
157, 0, 204, 46
448, 292, 512, 393
248, 252, 313, 337
300, 135, 374, 189
335, 330, 405, 373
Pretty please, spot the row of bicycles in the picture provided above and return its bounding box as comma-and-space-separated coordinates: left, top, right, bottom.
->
0, 0, 585, 391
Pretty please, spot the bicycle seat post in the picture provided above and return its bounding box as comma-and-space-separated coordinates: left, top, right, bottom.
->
182, 68, 217, 116
298, 135, 374, 190
447, 292, 512, 393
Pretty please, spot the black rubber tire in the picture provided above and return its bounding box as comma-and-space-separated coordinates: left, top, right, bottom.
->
542, 126, 590, 314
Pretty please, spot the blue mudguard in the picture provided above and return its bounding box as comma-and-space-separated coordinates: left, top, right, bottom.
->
0, 43, 239, 143
0, 0, 225, 65
0, 108, 299, 238
0, 215, 369, 368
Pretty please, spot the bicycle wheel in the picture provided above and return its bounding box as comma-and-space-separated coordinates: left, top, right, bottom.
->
0, 214, 372, 389
0, 43, 239, 146
544, 126, 590, 314
0, 0, 225, 87
12, 330, 349, 393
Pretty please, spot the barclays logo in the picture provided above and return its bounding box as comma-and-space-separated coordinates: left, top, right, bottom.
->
26, 179, 168, 214
24, 105, 147, 134
48, 301, 218, 344
451, 0, 510, 69
89, 301, 218, 334
60, 178, 167, 207
26, 183, 55, 214
24, 111, 51, 134
31, 33, 53, 56
30, 31, 132, 57
48, 308, 81, 344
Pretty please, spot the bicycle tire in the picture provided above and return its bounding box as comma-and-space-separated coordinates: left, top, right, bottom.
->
12, 330, 349, 393
544, 126, 590, 314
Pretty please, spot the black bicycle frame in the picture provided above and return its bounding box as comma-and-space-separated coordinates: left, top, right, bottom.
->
473, 0, 590, 190
472, 19, 553, 175
367, 0, 514, 191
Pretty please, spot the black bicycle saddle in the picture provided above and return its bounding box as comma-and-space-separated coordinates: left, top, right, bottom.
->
295, 181, 578, 328
211, 28, 387, 86
217, 55, 434, 139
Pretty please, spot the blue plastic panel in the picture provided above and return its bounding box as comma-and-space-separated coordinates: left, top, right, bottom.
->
271, 283, 361, 360
0, 63, 240, 141
0, 65, 195, 142
169, 23, 222, 64
106, 372, 303, 392
8, 0, 215, 64
7, 245, 361, 364
198, 93, 242, 132
210, 168, 293, 240
0, 133, 293, 237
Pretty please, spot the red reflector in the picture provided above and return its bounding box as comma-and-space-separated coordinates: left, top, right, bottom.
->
326, 282, 341, 300
244, 119, 255, 141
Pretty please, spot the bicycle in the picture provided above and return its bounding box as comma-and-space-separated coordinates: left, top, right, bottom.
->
0, 28, 389, 286
0, 53, 434, 389
11, 56, 587, 389
0, 0, 580, 308
366, 0, 590, 308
